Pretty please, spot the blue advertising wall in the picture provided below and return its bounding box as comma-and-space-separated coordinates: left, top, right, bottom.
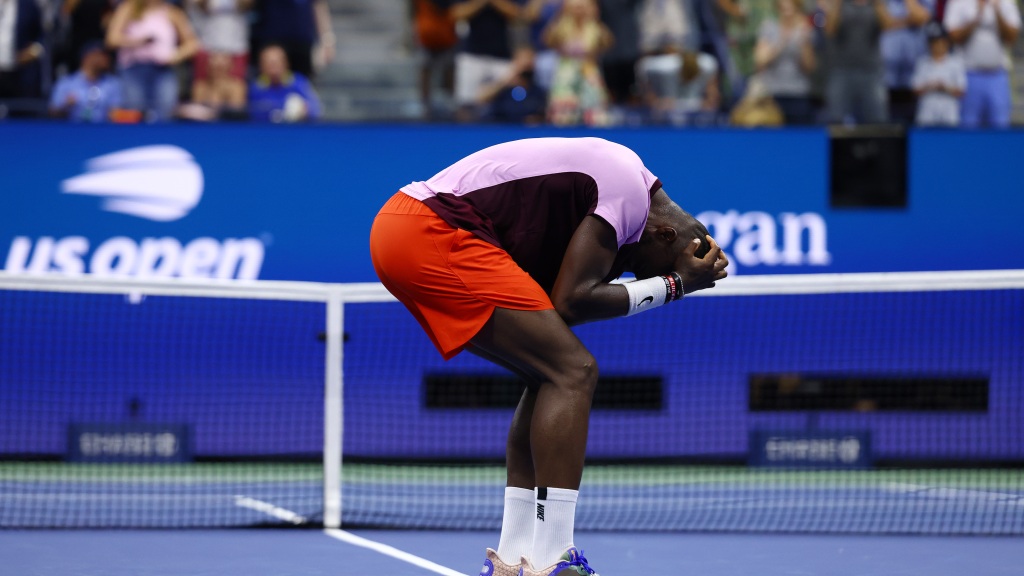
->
3, 123, 1024, 281
1, 124, 1022, 461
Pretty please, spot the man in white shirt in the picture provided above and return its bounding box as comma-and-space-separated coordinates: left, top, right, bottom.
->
943, 0, 1020, 127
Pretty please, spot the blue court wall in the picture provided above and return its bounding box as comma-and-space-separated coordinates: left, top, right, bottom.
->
2, 123, 1023, 281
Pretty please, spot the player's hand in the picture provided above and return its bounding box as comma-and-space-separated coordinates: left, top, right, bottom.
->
674, 235, 728, 294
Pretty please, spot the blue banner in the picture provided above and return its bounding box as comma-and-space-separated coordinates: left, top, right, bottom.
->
2, 124, 1023, 282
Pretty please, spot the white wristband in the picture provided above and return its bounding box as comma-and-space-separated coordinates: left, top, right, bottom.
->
624, 276, 668, 317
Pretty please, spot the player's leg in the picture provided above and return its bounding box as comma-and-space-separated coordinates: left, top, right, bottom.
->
471, 307, 598, 574
466, 348, 538, 571
468, 346, 539, 488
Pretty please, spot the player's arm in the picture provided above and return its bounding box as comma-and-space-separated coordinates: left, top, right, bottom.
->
550, 215, 725, 326
550, 216, 631, 326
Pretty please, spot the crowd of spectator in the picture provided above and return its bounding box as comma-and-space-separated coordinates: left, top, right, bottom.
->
0, 0, 1019, 126
0, 0, 330, 122
414, 0, 1022, 127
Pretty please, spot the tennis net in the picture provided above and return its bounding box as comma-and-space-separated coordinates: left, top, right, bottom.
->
1, 270, 1022, 533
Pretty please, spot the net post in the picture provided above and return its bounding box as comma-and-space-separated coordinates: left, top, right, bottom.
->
323, 290, 344, 529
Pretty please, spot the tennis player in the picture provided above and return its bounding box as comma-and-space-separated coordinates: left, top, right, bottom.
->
370, 137, 727, 576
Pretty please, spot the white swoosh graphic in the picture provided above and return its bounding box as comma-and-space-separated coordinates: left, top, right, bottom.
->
61, 145, 204, 222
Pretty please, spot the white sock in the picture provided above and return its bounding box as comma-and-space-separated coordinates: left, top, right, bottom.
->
496, 487, 534, 564
530, 487, 578, 569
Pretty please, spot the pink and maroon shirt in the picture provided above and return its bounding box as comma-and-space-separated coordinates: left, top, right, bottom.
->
401, 137, 662, 291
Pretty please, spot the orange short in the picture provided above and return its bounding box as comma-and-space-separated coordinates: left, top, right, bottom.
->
370, 192, 554, 359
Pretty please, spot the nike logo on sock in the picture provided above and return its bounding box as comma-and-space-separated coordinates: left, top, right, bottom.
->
536, 503, 545, 521
638, 296, 654, 307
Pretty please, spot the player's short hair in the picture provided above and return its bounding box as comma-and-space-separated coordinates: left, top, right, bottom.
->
682, 211, 711, 258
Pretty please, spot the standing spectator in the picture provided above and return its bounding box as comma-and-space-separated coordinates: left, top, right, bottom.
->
944, 0, 1020, 128
880, 0, 932, 124
639, 0, 692, 54
912, 21, 966, 125
597, 0, 642, 105
824, 0, 896, 123
545, 0, 614, 125
106, 0, 200, 122
58, 0, 115, 74
522, 0, 562, 90
411, 0, 458, 119
0, 0, 45, 102
49, 42, 121, 121
478, 46, 548, 123
252, 0, 335, 79
693, 0, 746, 99
449, 0, 522, 121
726, 0, 778, 81
188, 0, 251, 113
754, 0, 816, 124
248, 43, 321, 122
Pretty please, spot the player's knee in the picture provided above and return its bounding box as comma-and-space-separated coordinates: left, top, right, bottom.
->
551, 351, 598, 397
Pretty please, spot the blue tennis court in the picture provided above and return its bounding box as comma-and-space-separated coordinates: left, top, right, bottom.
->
4, 529, 1023, 576
3, 271, 1023, 575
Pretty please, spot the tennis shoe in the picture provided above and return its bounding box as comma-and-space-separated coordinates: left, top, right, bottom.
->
520, 547, 599, 576
478, 548, 521, 576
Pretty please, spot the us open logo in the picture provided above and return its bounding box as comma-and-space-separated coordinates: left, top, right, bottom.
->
61, 145, 204, 222
4, 145, 265, 280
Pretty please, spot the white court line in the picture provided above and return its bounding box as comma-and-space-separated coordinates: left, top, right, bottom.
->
232, 496, 468, 576
324, 529, 469, 576
233, 496, 308, 525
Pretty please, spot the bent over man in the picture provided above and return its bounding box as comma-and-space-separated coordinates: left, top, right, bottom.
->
370, 137, 728, 576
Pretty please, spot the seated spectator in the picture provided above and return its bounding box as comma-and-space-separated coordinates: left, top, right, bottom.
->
754, 0, 816, 124
106, 0, 200, 122
188, 0, 251, 112
545, 0, 614, 125
636, 50, 720, 123
449, 0, 522, 122
248, 44, 321, 122
478, 46, 548, 123
824, 0, 897, 124
49, 42, 121, 122
880, 0, 932, 124
178, 52, 247, 121
912, 21, 965, 126
943, 0, 1020, 128
0, 0, 44, 103
411, 0, 458, 119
